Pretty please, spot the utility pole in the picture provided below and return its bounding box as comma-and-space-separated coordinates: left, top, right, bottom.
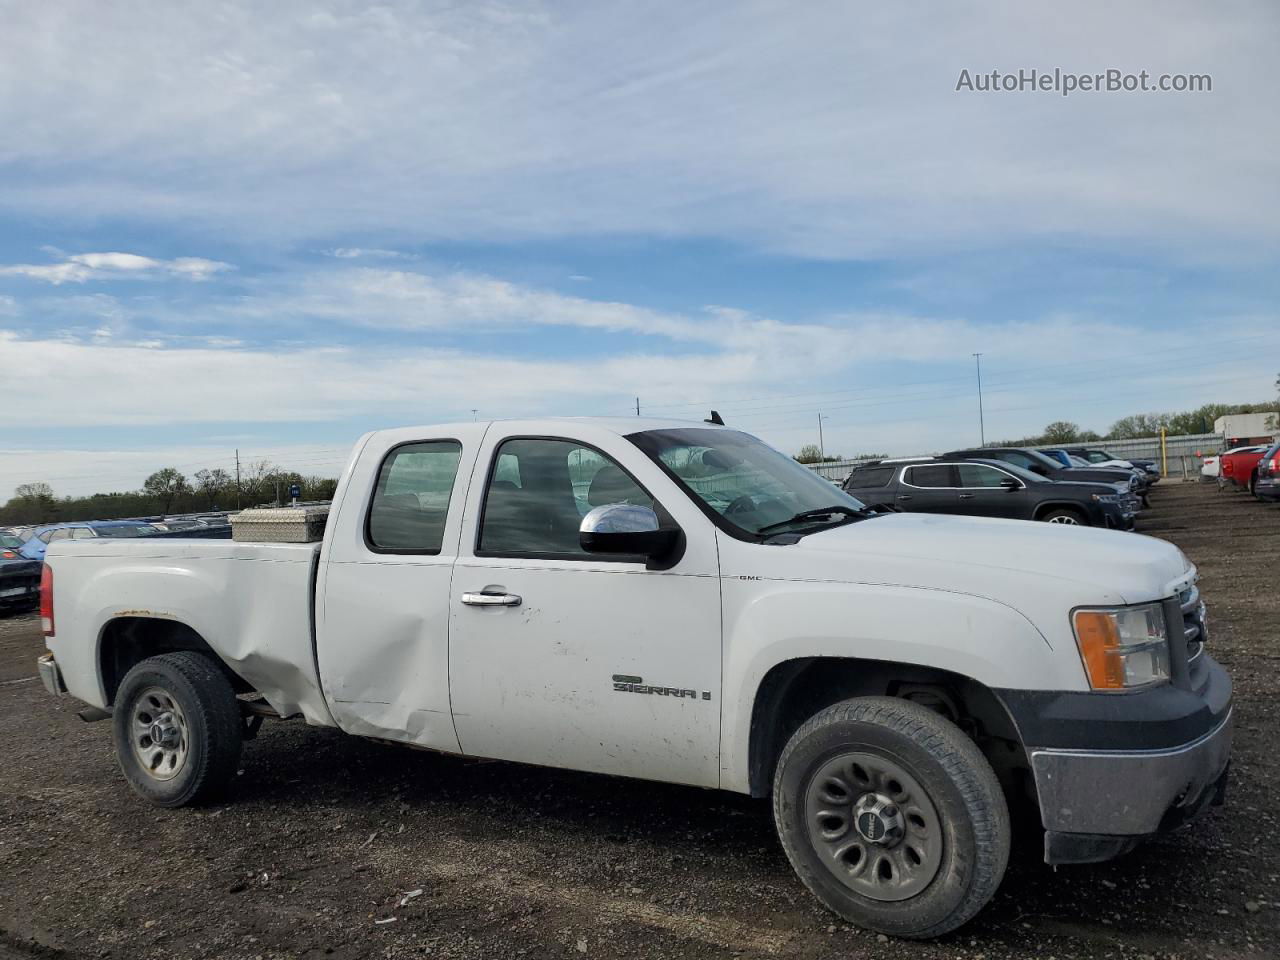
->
471, 409, 478, 422
235, 449, 241, 509
635, 396, 641, 416
817, 413, 828, 460
973, 353, 986, 445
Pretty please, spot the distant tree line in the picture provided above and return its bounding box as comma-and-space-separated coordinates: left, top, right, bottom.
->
0, 463, 339, 527
997, 398, 1277, 448
10, 386, 1279, 527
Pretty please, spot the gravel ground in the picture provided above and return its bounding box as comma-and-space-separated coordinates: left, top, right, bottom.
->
1, 481, 1277, 960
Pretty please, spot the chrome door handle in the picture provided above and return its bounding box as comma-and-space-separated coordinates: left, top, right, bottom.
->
896, 495, 912, 501
958, 493, 975, 500
461, 591, 522, 607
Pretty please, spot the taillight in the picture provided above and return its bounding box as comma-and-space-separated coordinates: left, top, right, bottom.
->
1223, 460, 1234, 475
1, 550, 15, 559
39, 566, 54, 637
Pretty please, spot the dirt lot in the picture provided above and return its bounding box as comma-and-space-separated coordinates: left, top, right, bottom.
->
2, 481, 1278, 960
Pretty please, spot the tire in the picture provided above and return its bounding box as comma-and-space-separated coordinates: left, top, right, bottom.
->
1041, 507, 1086, 525
772, 697, 1010, 939
112, 651, 243, 807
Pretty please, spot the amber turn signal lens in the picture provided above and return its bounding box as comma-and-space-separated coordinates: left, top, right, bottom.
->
1073, 610, 1125, 689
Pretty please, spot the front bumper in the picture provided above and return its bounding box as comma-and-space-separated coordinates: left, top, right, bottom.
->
999, 650, 1232, 864
1100, 504, 1136, 530
1255, 476, 1280, 501
0, 568, 41, 606
1032, 708, 1231, 859
37, 653, 66, 697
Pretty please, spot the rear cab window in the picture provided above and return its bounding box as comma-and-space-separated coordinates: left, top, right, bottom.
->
366, 440, 464, 554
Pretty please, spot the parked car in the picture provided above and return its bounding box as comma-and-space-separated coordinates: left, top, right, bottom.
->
1251, 440, 1280, 502
1201, 445, 1266, 481
1061, 447, 1162, 482
942, 447, 1143, 511
843, 458, 1136, 528
151, 518, 209, 532
1041, 450, 1152, 498
1219, 446, 1271, 494
0, 534, 41, 610
19, 520, 160, 562
37, 417, 1230, 938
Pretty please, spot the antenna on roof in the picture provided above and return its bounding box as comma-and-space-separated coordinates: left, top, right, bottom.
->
705, 410, 725, 425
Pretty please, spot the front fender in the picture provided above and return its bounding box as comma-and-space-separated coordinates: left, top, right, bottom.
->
718, 578, 1076, 793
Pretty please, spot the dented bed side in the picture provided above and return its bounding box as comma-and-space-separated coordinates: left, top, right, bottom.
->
44, 539, 336, 727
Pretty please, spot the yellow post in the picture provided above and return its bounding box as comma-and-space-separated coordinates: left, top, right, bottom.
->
1161, 427, 1168, 477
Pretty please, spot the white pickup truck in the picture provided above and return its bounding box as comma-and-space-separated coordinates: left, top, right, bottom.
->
36, 418, 1232, 938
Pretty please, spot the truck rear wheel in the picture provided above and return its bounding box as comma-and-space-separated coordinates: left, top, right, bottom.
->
772, 696, 1009, 939
112, 652, 242, 807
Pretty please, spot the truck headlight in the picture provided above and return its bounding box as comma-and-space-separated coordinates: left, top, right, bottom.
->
1072, 602, 1170, 690
1090, 493, 1123, 503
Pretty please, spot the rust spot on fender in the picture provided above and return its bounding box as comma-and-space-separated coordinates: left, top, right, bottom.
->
113, 609, 177, 619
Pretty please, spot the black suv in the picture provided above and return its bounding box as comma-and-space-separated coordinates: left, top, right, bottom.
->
842, 458, 1137, 528
943, 446, 1141, 498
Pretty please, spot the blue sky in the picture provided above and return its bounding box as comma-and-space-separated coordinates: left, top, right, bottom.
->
1, 0, 1277, 496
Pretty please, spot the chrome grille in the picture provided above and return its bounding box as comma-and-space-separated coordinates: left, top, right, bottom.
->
1178, 584, 1205, 662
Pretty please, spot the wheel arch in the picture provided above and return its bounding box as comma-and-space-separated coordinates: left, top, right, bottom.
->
745, 657, 1029, 801
1032, 500, 1088, 522
98, 616, 250, 707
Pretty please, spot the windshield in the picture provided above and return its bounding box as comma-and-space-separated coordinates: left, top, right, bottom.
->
984, 460, 1044, 483
628, 427, 867, 538
1024, 449, 1063, 470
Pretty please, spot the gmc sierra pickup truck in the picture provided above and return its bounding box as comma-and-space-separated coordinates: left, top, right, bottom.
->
36, 418, 1232, 938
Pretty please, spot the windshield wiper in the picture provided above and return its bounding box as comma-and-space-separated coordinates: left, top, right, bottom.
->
756, 505, 864, 534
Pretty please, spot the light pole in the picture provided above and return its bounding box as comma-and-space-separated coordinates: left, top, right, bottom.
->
818, 413, 830, 460
972, 353, 986, 445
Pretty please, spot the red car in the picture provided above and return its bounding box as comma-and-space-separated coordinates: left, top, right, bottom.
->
1220, 445, 1272, 494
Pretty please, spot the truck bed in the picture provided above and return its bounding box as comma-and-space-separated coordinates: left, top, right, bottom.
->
45, 537, 333, 726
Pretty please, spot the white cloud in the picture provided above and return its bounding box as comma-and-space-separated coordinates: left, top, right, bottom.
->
0, 252, 232, 285
325, 248, 417, 261
70, 252, 158, 271
0, 329, 766, 430
0, 2, 1274, 258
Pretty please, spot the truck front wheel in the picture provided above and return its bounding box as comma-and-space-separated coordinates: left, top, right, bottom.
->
111, 652, 243, 807
772, 697, 1010, 938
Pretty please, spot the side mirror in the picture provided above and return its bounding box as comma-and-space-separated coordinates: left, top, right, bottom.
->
999, 478, 1020, 490
579, 503, 678, 557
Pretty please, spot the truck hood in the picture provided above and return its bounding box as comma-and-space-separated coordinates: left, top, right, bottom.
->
774, 512, 1191, 607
